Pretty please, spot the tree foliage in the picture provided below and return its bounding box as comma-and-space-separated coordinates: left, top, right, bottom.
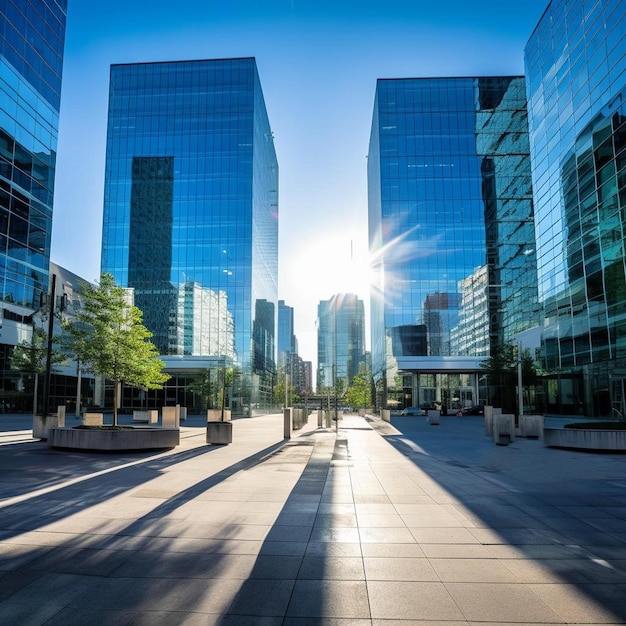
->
62, 273, 169, 424
345, 366, 373, 409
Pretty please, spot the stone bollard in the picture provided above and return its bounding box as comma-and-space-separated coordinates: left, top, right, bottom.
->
284, 407, 292, 439
381, 409, 391, 422
484, 405, 493, 435
317, 409, 323, 428
493, 413, 515, 445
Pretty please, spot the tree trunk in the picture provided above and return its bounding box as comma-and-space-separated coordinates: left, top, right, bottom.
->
75, 366, 82, 418
33, 373, 39, 415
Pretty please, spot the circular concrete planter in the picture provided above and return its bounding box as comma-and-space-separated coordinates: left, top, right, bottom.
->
48, 427, 180, 451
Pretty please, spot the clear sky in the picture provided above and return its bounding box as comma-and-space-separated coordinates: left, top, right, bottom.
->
52, 0, 549, 369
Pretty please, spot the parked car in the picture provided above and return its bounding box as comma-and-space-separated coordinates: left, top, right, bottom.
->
462, 405, 484, 415
400, 407, 427, 416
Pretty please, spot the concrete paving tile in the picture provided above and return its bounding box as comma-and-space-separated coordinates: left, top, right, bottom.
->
298, 556, 365, 580
420, 543, 497, 559
246, 554, 303, 579
225, 579, 295, 617
0, 542, 56, 571
44, 606, 228, 625
360, 542, 425, 558
259, 541, 308, 556
317, 503, 356, 515
372, 622, 469, 626
500, 557, 605, 583
409, 527, 479, 544
528, 582, 626, 623
356, 513, 405, 528
274, 511, 317, 526
310, 527, 361, 543
353, 494, 392, 504
70, 575, 243, 613
0, 600, 67, 625
281, 617, 372, 626
444, 581, 562, 622
359, 527, 416, 544
313, 513, 358, 528
400, 514, 473, 528
354, 503, 397, 516
265, 524, 313, 542
364, 556, 439, 581
367, 581, 464, 621
467, 527, 563, 545
429, 558, 519, 583
305, 542, 362, 557
4, 572, 101, 607
286, 580, 370, 618
16, 545, 133, 576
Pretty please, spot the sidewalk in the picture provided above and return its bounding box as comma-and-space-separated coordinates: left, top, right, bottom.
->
0, 412, 625, 624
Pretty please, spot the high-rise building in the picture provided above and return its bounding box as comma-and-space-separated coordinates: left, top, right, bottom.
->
525, 0, 626, 418
317, 293, 366, 391
0, 1, 67, 410
278, 299, 297, 366
368, 76, 540, 410
101, 58, 278, 413
0, 0, 67, 307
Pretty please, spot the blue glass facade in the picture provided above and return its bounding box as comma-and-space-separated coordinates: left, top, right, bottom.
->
525, 0, 626, 417
101, 58, 278, 411
317, 293, 366, 390
368, 77, 539, 410
278, 299, 296, 366
0, 0, 66, 308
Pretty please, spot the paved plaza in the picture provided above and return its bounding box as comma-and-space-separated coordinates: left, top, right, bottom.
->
1, 411, 626, 624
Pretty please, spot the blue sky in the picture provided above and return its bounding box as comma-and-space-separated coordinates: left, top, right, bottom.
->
53, 0, 549, 365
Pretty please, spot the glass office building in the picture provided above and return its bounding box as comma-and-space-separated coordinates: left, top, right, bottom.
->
368, 76, 540, 410
0, 1, 67, 410
0, 1, 66, 307
317, 293, 366, 391
525, 0, 626, 417
278, 299, 296, 366
101, 58, 278, 413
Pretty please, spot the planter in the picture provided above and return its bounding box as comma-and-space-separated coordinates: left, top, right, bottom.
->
48, 427, 179, 451
33, 407, 65, 440
206, 420, 233, 445
493, 413, 515, 445
427, 409, 440, 425
543, 427, 626, 450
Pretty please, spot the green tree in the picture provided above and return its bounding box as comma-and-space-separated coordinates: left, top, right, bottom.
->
10, 327, 66, 414
345, 366, 373, 409
62, 273, 169, 425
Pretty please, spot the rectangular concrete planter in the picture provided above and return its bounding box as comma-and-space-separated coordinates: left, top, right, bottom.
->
32, 406, 66, 440
162, 406, 180, 427
206, 420, 233, 445
520, 414, 543, 438
133, 410, 158, 424
82, 412, 103, 426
